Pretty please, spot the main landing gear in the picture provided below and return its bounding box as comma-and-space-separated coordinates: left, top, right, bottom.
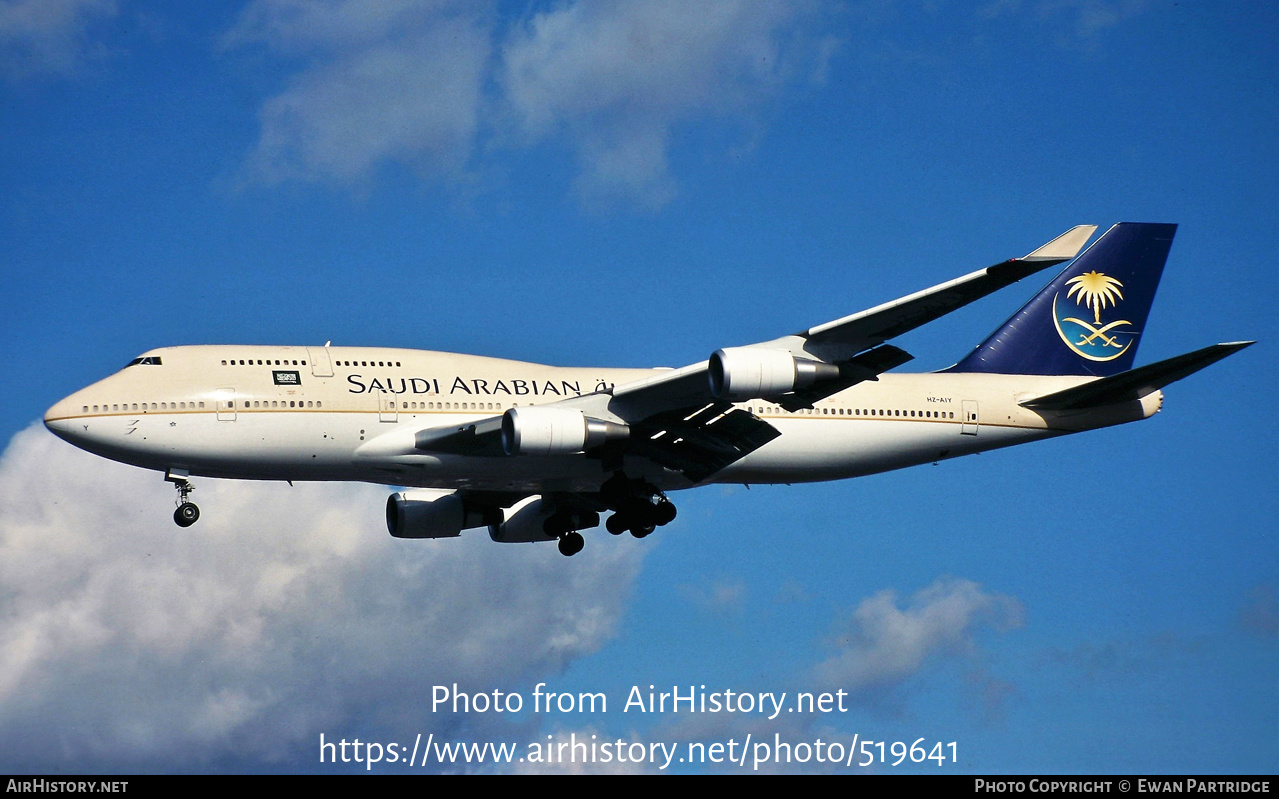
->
165, 469, 200, 528
603, 493, 676, 539
544, 474, 681, 557
601, 472, 676, 542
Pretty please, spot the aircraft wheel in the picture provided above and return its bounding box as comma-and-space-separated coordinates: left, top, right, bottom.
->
174, 502, 200, 528
606, 514, 628, 535
558, 532, 584, 557
630, 523, 655, 539
654, 499, 677, 526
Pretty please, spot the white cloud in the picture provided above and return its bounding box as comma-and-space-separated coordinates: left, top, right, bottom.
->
980, 0, 1148, 46
0, 0, 117, 81
499, 1, 820, 208
1240, 584, 1279, 638
677, 577, 746, 614
813, 577, 1024, 693
228, 0, 492, 187
226, 0, 834, 207
0, 423, 645, 771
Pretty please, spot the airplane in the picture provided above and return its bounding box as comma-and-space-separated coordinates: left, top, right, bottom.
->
43, 223, 1252, 557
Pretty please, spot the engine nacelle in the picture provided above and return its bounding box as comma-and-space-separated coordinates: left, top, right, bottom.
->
489, 496, 600, 543
708, 347, 841, 400
488, 496, 556, 544
501, 406, 628, 456
386, 490, 491, 539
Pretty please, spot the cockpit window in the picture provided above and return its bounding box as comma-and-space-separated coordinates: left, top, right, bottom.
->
126, 356, 162, 367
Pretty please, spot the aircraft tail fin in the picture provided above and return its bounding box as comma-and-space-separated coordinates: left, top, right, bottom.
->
1019, 341, 1254, 410
948, 223, 1177, 376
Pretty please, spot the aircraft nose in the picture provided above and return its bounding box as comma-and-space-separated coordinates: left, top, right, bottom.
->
43, 394, 82, 443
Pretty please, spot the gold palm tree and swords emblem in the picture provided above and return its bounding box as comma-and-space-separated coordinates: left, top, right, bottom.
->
1051, 271, 1134, 361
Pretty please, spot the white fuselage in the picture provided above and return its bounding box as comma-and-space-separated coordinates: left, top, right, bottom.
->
43, 345, 1161, 494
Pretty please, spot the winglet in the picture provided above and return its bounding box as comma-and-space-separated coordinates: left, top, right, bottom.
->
1021, 225, 1097, 262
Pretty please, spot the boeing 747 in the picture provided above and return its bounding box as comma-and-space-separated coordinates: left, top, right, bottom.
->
44, 223, 1251, 556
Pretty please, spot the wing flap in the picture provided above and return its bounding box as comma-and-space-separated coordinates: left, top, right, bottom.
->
626, 404, 781, 483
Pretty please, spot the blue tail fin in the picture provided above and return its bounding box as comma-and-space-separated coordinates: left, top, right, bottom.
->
948, 222, 1176, 376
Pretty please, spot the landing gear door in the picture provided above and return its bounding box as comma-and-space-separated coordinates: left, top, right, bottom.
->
378, 390, 398, 423
307, 346, 334, 377
216, 388, 237, 422
961, 399, 979, 436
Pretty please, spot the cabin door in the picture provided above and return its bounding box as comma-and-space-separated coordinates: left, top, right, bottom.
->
307, 346, 334, 377
378, 390, 398, 423
961, 400, 979, 435
216, 388, 237, 421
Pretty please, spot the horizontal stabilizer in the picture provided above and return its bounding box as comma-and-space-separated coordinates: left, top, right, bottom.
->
1020, 341, 1254, 411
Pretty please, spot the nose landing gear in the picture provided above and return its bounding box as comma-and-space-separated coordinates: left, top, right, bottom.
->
165, 469, 199, 528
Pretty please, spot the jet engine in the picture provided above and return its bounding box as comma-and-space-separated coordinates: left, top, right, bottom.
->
488, 495, 601, 545
501, 406, 628, 456
708, 347, 841, 400
487, 496, 554, 543
386, 489, 493, 539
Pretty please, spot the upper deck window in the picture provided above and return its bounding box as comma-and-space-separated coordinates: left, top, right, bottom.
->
126, 356, 162, 367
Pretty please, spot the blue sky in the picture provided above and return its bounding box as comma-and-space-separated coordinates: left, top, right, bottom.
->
1, 0, 1275, 774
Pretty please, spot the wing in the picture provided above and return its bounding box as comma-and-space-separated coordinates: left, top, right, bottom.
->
609, 225, 1096, 418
